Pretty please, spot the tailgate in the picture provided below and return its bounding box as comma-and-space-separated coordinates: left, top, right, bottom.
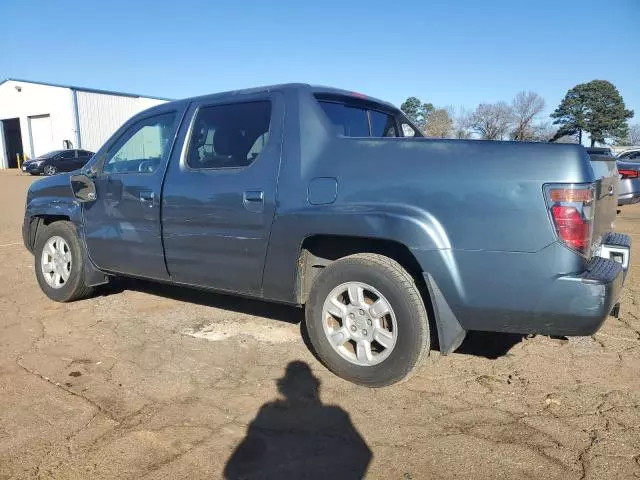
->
589, 154, 618, 246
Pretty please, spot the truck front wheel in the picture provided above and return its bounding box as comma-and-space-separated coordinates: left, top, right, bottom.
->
34, 221, 95, 302
305, 253, 430, 387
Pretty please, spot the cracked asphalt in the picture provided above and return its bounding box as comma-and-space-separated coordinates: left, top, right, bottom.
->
1, 170, 639, 479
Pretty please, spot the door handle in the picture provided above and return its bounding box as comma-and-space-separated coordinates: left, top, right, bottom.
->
243, 190, 264, 213
139, 191, 154, 206
244, 190, 264, 202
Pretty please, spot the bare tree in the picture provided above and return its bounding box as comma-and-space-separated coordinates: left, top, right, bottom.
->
511, 91, 546, 141
452, 107, 473, 139
555, 134, 579, 144
469, 102, 514, 140
531, 122, 556, 142
424, 108, 453, 138
626, 124, 640, 145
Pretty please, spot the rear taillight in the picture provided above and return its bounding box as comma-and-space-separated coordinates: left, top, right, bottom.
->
544, 184, 594, 255
619, 169, 639, 179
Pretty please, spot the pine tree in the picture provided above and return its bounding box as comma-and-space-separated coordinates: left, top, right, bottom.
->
551, 80, 633, 146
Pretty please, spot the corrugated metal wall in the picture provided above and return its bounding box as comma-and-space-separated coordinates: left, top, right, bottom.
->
76, 91, 166, 152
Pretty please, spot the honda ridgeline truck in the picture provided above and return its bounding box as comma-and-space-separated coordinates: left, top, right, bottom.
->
22, 84, 631, 386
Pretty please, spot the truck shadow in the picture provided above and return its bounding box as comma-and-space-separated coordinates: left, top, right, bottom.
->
101, 279, 526, 359
101, 278, 304, 324
452, 331, 526, 359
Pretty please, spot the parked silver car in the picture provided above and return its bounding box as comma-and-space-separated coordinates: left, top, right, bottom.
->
616, 149, 640, 206
586, 147, 640, 206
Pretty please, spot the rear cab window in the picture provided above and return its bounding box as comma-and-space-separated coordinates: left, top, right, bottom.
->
315, 93, 420, 138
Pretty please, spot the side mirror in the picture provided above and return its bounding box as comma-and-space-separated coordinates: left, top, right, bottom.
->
70, 174, 97, 203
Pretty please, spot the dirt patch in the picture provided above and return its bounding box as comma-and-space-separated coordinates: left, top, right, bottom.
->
0, 170, 639, 479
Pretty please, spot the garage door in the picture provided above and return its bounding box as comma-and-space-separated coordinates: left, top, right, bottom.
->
29, 115, 54, 158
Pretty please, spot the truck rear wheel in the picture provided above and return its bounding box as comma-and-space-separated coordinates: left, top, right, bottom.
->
305, 253, 430, 387
34, 221, 95, 302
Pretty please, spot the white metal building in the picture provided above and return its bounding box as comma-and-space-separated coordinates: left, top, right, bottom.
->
0, 78, 169, 169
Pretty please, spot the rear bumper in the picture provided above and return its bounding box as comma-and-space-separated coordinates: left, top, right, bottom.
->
618, 178, 640, 205
509, 233, 630, 336
531, 256, 623, 336
618, 192, 640, 205
412, 234, 631, 341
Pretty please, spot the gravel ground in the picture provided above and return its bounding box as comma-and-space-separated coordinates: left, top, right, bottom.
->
0, 170, 639, 479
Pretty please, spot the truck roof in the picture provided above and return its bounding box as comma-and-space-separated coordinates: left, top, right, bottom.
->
157, 83, 397, 111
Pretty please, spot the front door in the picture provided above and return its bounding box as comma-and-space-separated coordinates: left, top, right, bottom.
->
57, 150, 77, 172
82, 108, 182, 279
74, 150, 92, 169
162, 95, 283, 295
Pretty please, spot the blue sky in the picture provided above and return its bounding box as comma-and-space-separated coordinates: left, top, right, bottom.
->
1, 0, 639, 124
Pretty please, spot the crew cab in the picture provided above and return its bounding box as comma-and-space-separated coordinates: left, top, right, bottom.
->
22, 84, 631, 386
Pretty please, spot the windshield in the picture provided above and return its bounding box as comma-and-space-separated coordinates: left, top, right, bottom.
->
35, 150, 63, 159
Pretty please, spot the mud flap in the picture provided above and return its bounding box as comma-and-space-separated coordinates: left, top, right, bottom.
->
423, 273, 466, 354
81, 248, 109, 287
77, 223, 109, 287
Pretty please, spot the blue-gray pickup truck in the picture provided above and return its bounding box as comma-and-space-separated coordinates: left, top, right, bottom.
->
22, 84, 631, 386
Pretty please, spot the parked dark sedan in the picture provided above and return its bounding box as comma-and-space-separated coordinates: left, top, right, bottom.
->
21, 149, 94, 176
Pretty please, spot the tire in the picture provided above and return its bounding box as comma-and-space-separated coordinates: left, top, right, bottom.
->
44, 164, 57, 176
305, 253, 430, 387
34, 221, 95, 302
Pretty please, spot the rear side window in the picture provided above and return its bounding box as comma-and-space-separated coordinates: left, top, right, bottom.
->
186, 101, 271, 169
319, 102, 369, 137
318, 101, 398, 138
370, 110, 397, 137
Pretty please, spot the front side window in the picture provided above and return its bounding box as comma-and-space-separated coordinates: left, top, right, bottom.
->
103, 113, 176, 174
60, 151, 76, 159
186, 101, 271, 169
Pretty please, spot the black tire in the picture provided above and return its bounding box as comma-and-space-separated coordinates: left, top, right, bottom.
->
44, 164, 57, 176
305, 253, 430, 387
34, 221, 95, 302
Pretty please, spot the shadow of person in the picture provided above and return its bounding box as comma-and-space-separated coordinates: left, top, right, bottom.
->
224, 361, 372, 479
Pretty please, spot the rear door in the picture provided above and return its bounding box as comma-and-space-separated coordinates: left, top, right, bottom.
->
162, 94, 283, 295
82, 105, 184, 279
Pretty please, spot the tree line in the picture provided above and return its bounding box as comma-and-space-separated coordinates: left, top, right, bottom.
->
400, 80, 636, 146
